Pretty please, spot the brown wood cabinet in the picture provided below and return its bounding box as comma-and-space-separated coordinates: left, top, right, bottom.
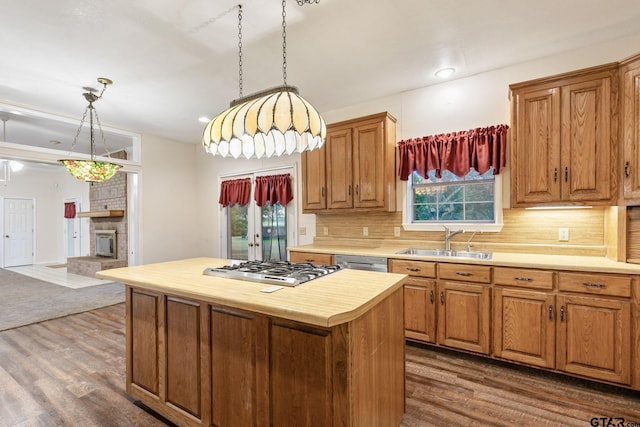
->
125, 284, 405, 427
301, 112, 397, 213
621, 53, 640, 203
289, 250, 334, 265
510, 63, 618, 207
390, 259, 438, 343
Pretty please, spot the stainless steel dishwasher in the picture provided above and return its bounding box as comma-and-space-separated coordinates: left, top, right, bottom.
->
334, 254, 388, 272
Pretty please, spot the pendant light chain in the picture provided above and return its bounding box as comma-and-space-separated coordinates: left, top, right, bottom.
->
238, 4, 243, 98
282, 0, 287, 85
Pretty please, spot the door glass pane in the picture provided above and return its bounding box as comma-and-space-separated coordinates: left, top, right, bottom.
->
261, 202, 287, 261
228, 204, 249, 260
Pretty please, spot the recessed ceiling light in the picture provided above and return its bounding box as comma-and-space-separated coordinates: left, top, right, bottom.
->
198, 116, 210, 123
435, 67, 456, 79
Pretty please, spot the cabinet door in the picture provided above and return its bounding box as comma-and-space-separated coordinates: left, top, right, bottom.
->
556, 294, 631, 385
271, 323, 332, 427
404, 278, 437, 343
352, 119, 385, 208
129, 288, 160, 397
211, 307, 268, 427
621, 56, 640, 201
301, 147, 326, 211
165, 297, 211, 422
325, 127, 353, 209
437, 281, 491, 354
512, 87, 561, 205
493, 288, 555, 368
561, 73, 614, 202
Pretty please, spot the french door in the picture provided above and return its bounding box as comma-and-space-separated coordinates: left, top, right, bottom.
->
3, 197, 34, 267
222, 168, 296, 262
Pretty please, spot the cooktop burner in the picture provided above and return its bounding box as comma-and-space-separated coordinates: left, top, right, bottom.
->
203, 260, 342, 287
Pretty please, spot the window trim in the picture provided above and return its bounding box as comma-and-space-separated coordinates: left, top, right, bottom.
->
401, 172, 504, 232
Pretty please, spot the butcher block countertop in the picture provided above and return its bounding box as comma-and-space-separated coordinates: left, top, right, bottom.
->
96, 257, 407, 328
289, 243, 640, 275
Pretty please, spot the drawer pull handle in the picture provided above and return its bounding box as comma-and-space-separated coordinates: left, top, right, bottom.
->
440, 291, 444, 305
560, 305, 565, 322
456, 272, 472, 277
583, 282, 606, 288
305, 259, 315, 262
548, 304, 553, 321
553, 168, 558, 182
625, 161, 630, 177
514, 277, 533, 282
564, 166, 568, 182
406, 267, 421, 272
429, 290, 434, 304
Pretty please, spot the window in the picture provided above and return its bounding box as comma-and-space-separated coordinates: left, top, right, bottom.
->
404, 167, 503, 232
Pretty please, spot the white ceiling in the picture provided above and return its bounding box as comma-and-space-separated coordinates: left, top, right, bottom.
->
2, 0, 640, 155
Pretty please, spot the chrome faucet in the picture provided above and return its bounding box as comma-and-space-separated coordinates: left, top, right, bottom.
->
443, 226, 464, 251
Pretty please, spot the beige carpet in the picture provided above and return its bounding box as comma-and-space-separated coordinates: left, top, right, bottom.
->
0, 268, 124, 331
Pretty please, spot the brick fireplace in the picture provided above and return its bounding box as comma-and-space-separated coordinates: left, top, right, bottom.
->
67, 151, 129, 278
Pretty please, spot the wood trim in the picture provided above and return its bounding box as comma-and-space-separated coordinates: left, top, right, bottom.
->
76, 210, 124, 218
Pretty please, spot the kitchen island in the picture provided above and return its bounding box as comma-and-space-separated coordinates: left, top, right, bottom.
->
96, 257, 407, 427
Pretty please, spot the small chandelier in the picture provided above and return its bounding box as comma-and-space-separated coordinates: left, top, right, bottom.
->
202, 2, 326, 159
59, 77, 122, 182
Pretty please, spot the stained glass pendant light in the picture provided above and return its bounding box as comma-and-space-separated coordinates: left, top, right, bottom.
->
60, 78, 121, 182
202, 1, 326, 159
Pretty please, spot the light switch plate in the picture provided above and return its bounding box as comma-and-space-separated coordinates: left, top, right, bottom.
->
363, 227, 369, 237
394, 226, 401, 237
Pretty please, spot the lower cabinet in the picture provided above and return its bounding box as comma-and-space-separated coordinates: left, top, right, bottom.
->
437, 280, 491, 355
556, 294, 631, 385
493, 287, 556, 368
126, 285, 405, 427
394, 259, 638, 389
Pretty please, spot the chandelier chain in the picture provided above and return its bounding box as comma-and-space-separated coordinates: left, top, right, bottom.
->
238, 4, 243, 98
282, 0, 287, 85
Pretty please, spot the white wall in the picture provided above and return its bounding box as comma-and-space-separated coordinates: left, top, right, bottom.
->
0, 164, 90, 265
139, 134, 202, 264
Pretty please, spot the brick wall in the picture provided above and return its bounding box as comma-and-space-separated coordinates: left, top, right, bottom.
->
89, 151, 128, 261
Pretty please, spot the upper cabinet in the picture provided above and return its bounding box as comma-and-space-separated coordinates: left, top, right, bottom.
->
301, 112, 397, 213
621, 53, 640, 203
510, 64, 618, 207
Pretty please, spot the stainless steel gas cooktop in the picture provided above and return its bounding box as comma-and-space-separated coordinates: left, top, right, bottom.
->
202, 260, 342, 287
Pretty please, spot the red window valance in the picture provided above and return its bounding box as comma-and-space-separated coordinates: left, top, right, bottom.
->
64, 202, 76, 219
397, 124, 509, 181
219, 178, 252, 207
254, 174, 293, 207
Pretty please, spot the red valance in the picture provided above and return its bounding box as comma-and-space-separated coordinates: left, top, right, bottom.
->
64, 202, 76, 218
219, 178, 252, 207
254, 174, 293, 207
397, 124, 509, 181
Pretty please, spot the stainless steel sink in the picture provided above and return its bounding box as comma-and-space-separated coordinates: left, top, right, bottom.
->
396, 248, 492, 260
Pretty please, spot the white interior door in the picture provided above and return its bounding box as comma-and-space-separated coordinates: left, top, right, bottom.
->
64, 198, 82, 257
3, 197, 34, 267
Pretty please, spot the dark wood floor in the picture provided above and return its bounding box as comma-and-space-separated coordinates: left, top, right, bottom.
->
1, 304, 639, 427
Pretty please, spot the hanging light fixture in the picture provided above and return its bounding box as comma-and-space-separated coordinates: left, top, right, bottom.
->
202, 1, 326, 159
59, 77, 122, 182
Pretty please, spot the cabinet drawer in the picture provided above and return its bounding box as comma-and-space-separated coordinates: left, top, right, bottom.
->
289, 251, 334, 266
389, 259, 436, 278
438, 263, 491, 283
558, 272, 631, 298
494, 267, 554, 290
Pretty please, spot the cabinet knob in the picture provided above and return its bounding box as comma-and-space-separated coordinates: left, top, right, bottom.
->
548, 304, 553, 320
429, 290, 434, 304
625, 161, 630, 177
440, 291, 444, 305
553, 168, 558, 182
564, 167, 568, 182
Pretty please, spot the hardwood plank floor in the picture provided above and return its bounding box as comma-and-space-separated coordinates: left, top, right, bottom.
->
1, 304, 639, 426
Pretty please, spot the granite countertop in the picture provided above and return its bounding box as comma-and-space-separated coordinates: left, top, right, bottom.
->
96, 257, 407, 328
288, 244, 640, 275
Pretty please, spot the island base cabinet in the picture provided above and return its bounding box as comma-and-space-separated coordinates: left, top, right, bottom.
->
126, 286, 405, 427
127, 288, 211, 427
556, 295, 631, 385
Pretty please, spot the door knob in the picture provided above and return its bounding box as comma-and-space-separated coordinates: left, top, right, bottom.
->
4, 235, 9, 238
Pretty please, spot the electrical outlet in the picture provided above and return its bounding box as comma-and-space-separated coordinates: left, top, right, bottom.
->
394, 226, 401, 237
323, 227, 328, 236
299, 226, 306, 236
558, 227, 569, 241
363, 227, 369, 237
